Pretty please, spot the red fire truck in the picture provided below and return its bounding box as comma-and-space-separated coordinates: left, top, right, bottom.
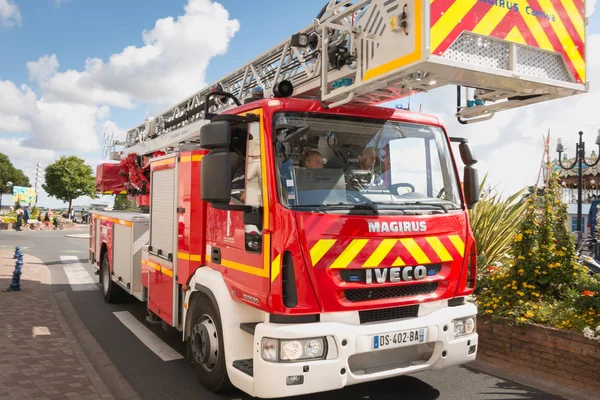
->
89, 0, 588, 397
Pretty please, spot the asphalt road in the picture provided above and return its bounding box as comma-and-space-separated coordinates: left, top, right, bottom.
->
0, 227, 567, 400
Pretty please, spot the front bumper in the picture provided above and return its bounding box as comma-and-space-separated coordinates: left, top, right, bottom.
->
252, 302, 478, 398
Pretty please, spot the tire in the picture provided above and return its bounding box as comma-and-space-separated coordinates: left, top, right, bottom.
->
187, 296, 232, 393
100, 253, 123, 303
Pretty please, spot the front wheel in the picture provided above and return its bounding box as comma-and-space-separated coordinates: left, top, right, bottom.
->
187, 297, 232, 393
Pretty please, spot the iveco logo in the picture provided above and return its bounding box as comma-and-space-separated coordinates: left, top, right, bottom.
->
368, 221, 427, 233
366, 266, 428, 284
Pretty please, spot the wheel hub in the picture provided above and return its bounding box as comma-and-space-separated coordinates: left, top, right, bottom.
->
191, 315, 219, 371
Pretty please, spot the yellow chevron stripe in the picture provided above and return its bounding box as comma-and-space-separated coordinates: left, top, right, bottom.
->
309, 239, 336, 266
425, 236, 454, 262
330, 239, 369, 269
472, 5, 509, 36
362, 239, 397, 268
537, 0, 585, 81
392, 256, 406, 267
448, 235, 465, 257
506, 26, 526, 45
519, 8, 554, 51
562, 0, 584, 41
430, 0, 477, 54
271, 254, 281, 283
399, 238, 431, 265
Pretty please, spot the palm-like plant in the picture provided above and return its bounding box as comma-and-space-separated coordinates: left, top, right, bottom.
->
468, 174, 528, 267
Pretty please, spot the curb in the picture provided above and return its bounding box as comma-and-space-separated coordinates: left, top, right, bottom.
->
467, 359, 598, 400
51, 291, 115, 400
54, 292, 142, 400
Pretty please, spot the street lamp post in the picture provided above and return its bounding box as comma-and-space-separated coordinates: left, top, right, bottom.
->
556, 130, 600, 244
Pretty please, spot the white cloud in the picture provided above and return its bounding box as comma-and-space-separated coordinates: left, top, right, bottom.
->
0, 0, 21, 28
24, 101, 110, 152
30, 0, 240, 108
587, 0, 597, 17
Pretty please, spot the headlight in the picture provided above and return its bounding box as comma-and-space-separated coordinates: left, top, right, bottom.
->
261, 337, 327, 362
453, 316, 476, 338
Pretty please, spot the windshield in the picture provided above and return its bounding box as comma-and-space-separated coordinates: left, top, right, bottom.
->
273, 112, 462, 214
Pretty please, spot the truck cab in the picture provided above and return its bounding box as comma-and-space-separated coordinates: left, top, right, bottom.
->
191, 97, 479, 397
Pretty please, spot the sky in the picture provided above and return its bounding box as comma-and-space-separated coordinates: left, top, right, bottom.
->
0, 0, 599, 209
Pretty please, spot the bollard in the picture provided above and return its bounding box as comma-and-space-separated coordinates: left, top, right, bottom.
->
6, 252, 23, 292
13, 246, 20, 259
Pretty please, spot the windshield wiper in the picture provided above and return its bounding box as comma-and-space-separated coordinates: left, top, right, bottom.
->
380, 201, 450, 213
292, 203, 379, 215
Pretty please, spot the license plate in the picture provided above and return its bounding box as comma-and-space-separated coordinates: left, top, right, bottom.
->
372, 328, 427, 350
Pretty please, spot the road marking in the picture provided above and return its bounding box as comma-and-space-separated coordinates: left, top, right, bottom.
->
60, 255, 98, 291
112, 311, 184, 361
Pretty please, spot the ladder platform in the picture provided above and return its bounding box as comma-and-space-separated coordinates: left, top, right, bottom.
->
105, 0, 589, 159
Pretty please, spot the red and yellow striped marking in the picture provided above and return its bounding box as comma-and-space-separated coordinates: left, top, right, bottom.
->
308, 235, 465, 269
430, 0, 586, 83
142, 258, 173, 277
103, 190, 127, 195
93, 214, 132, 227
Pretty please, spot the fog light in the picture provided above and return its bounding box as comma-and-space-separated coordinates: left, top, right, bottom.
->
286, 375, 304, 386
453, 316, 476, 338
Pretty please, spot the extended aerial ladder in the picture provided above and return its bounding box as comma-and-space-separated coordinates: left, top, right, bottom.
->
103, 0, 588, 162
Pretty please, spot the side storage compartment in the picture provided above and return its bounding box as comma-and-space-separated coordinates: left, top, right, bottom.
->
146, 155, 179, 327
113, 223, 133, 292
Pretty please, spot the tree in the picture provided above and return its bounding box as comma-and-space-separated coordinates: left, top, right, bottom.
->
42, 156, 96, 214
0, 153, 30, 210
113, 194, 139, 211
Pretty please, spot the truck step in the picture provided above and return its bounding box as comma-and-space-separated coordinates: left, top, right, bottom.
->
233, 359, 253, 377
239, 322, 259, 335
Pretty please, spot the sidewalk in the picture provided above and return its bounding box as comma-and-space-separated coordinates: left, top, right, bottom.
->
0, 250, 114, 400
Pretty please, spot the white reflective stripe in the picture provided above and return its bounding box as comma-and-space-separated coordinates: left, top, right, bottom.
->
112, 311, 183, 361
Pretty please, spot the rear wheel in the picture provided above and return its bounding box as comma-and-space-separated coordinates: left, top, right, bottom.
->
100, 253, 123, 303
187, 296, 232, 393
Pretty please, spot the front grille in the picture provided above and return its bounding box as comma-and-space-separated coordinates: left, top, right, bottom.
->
359, 305, 419, 324
344, 282, 438, 302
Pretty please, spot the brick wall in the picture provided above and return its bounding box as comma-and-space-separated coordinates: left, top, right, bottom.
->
477, 317, 600, 394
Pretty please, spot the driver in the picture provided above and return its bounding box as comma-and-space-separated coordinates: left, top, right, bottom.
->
357, 147, 384, 186
303, 149, 325, 169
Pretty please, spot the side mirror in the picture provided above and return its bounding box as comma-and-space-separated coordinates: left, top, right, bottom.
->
458, 142, 478, 166
201, 121, 233, 204
200, 120, 231, 149
463, 165, 480, 209
201, 152, 232, 203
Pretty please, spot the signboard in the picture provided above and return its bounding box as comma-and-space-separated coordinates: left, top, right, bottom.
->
12, 186, 36, 206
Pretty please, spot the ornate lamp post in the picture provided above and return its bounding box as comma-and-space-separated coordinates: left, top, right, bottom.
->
556, 130, 600, 243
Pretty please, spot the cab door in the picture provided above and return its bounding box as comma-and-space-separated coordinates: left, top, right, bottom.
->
205, 110, 271, 309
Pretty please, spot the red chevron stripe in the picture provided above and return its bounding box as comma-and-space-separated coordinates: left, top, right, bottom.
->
430, 0, 455, 26
549, 0, 585, 58
526, 0, 582, 82
490, 9, 538, 48
571, 0, 584, 18
434, 1, 494, 55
